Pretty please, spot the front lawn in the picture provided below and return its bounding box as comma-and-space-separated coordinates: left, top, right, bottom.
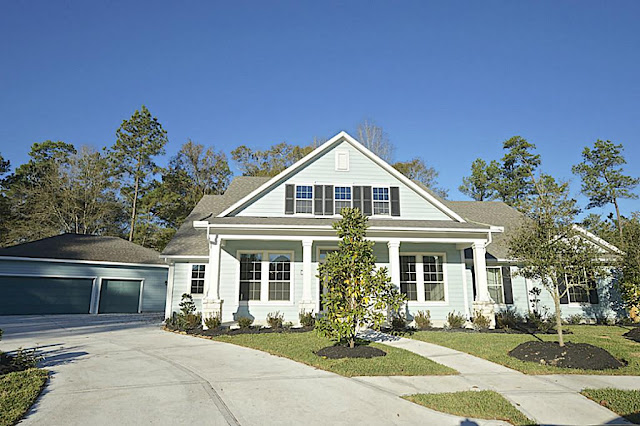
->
410, 325, 640, 375
0, 368, 48, 426
581, 388, 640, 424
404, 391, 534, 425
214, 331, 456, 377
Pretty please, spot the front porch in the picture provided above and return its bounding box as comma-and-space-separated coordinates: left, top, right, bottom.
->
192, 221, 501, 326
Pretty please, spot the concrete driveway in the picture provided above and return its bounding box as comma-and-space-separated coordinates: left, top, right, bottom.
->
0, 315, 506, 425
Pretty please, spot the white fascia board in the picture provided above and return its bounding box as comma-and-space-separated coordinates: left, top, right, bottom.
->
0, 256, 169, 269
203, 222, 494, 234
216, 131, 466, 222
572, 225, 622, 254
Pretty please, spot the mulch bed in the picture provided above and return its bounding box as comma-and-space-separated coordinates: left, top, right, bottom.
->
174, 325, 315, 337
395, 325, 570, 335
623, 327, 640, 343
508, 341, 626, 370
315, 345, 387, 359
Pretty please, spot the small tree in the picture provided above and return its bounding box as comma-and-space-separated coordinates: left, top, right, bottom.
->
508, 174, 605, 346
316, 208, 406, 348
618, 213, 640, 317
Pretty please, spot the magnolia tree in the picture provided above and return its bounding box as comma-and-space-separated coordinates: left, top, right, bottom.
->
316, 208, 406, 348
508, 174, 605, 346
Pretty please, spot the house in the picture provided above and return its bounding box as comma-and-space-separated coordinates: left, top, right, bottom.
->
161, 131, 623, 326
0, 234, 168, 315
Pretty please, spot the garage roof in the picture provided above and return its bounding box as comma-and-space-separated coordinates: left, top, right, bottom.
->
0, 234, 164, 265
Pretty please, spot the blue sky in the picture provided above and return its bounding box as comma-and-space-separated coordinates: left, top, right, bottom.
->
1, 1, 638, 217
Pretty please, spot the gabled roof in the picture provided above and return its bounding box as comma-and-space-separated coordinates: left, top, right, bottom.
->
0, 234, 164, 265
217, 131, 466, 222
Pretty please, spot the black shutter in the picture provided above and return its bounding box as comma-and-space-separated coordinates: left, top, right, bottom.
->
502, 266, 514, 304
362, 186, 372, 216
353, 186, 362, 212
558, 279, 569, 304
285, 184, 294, 215
390, 186, 400, 216
324, 185, 334, 216
589, 281, 599, 304
470, 266, 476, 300
314, 185, 323, 215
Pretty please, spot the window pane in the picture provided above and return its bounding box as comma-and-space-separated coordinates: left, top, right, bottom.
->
373, 201, 390, 215
487, 268, 501, 286
373, 187, 389, 201
296, 185, 313, 199
400, 256, 417, 301
423, 256, 444, 282
569, 285, 589, 303
190, 264, 206, 294
335, 186, 351, 200
488, 285, 504, 304
240, 253, 261, 301
268, 253, 291, 301
424, 283, 445, 301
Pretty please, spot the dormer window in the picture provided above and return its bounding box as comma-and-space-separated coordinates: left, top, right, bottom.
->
334, 186, 351, 213
295, 185, 313, 214
372, 187, 390, 215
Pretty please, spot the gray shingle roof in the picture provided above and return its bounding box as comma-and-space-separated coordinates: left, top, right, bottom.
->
162, 175, 525, 257
0, 234, 165, 265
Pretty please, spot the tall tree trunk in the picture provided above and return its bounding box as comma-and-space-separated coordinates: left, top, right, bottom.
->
553, 285, 564, 347
129, 175, 139, 241
613, 197, 624, 242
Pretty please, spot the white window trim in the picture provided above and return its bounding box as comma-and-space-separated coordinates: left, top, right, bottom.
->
371, 185, 391, 217
486, 266, 506, 306
188, 263, 207, 297
333, 185, 353, 214
236, 250, 295, 305
294, 183, 315, 216
399, 252, 448, 305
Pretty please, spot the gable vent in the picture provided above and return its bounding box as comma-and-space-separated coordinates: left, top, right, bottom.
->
335, 150, 349, 171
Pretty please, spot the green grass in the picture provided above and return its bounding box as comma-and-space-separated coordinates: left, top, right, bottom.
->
404, 391, 535, 425
581, 388, 640, 424
410, 325, 640, 375
214, 331, 456, 377
0, 368, 48, 426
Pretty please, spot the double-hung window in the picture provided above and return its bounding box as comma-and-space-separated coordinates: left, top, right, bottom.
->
423, 255, 445, 301
565, 270, 590, 303
238, 251, 293, 302
334, 186, 351, 213
295, 185, 313, 214
191, 264, 206, 294
400, 256, 418, 301
373, 187, 390, 215
486, 267, 504, 304
239, 253, 262, 301
269, 253, 291, 301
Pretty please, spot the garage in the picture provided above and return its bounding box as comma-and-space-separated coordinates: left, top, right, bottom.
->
0, 234, 168, 316
98, 279, 142, 314
0, 276, 94, 315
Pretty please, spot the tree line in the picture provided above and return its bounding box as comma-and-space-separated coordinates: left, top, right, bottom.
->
0, 107, 446, 251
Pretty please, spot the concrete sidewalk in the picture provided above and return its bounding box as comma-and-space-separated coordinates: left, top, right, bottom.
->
360, 330, 633, 425
0, 315, 507, 426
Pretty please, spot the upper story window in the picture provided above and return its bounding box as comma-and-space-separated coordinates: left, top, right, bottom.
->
334, 186, 351, 213
372, 187, 390, 215
191, 264, 206, 294
295, 185, 313, 214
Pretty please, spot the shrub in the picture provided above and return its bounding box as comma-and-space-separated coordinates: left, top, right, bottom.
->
445, 311, 466, 329
565, 314, 584, 325
266, 311, 284, 329
595, 314, 615, 326
204, 313, 222, 329
0, 347, 43, 374
237, 316, 253, 329
180, 313, 202, 331
471, 310, 491, 330
495, 309, 522, 330
391, 313, 407, 331
526, 311, 554, 333
414, 310, 432, 330
299, 311, 315, 328
283, 321, 293, 329
179, 293, 196, 316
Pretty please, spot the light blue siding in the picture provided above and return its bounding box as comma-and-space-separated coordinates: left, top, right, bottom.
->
0, 259, 167, 313
236, 140, 453, 220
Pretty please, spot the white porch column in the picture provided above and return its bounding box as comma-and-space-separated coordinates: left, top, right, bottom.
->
202, 234, 223, 327
472, 241, 490, 302
164, 263, 175, 319
471, 241, 495, 328
387, 239, 401, 288
299, 238, 315, 315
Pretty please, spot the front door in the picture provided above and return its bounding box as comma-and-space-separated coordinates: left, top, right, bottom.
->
318, 248, 338, 313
